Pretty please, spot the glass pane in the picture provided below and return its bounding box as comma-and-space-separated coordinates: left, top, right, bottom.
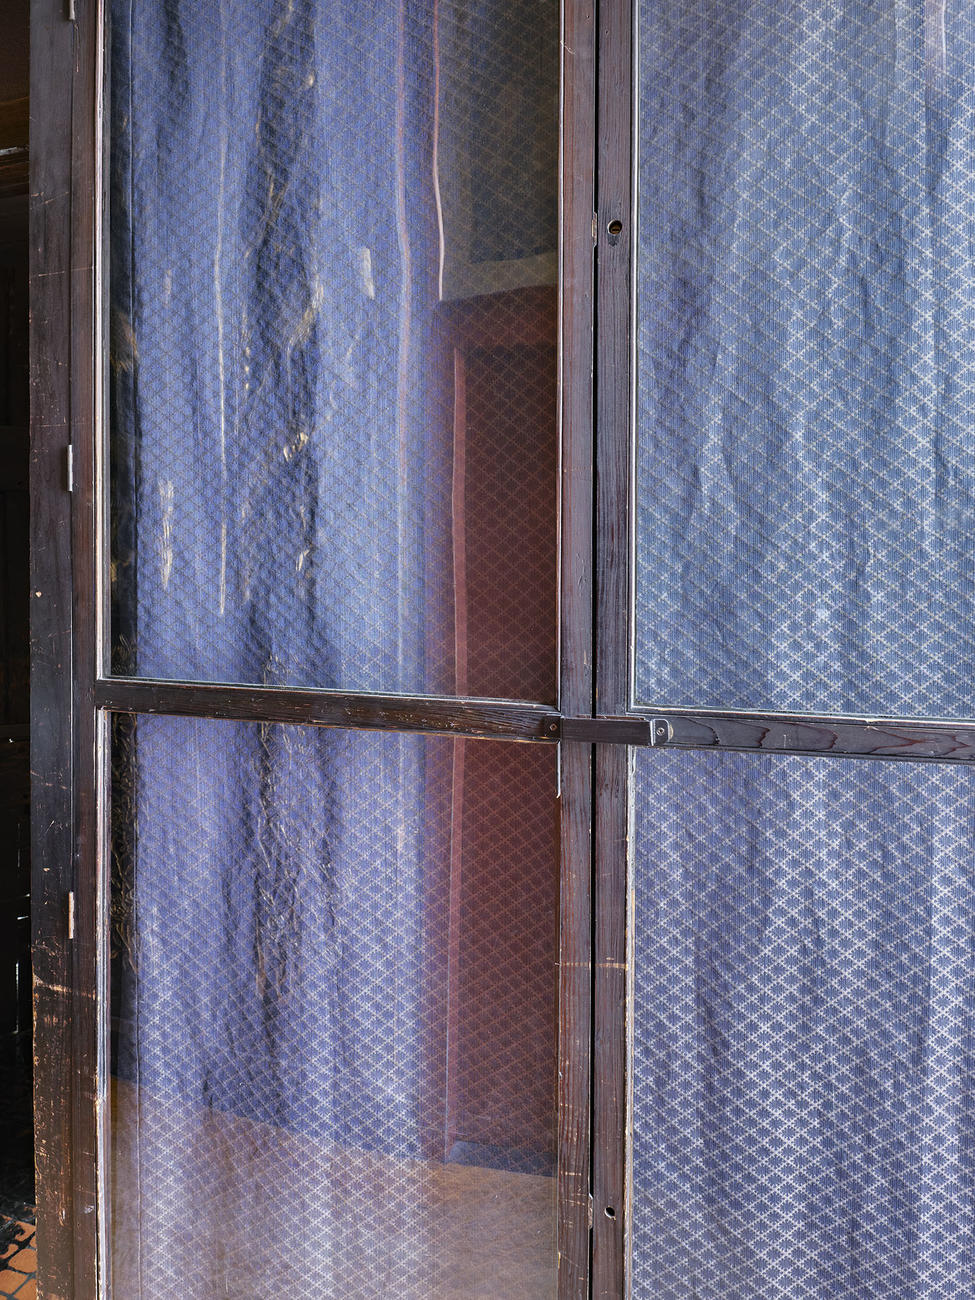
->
108, 0, 558, 700
635, 2, 975, 716
109, 718, 559, 1298
632, 749, 975, 1297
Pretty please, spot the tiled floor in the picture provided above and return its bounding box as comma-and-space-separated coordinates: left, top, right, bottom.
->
0, 1218, 35, 1299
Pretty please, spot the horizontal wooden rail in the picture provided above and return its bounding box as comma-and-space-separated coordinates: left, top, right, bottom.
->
636, 707, 975, 763
98, 682, 975, 761
95, 677, 562, 743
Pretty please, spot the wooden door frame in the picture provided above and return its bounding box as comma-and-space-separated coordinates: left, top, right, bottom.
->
28, 1, 599, 1297
30, 0, 103, 1294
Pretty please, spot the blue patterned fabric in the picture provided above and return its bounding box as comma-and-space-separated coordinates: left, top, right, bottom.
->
633, 751, 975, 1299
636, 0, 975, 716
106, 2, 560, 1295
107, 12, 443, 1285
110, 0, 451, 693
633, 8, 975, 1290
110, 720, 446, 1297
110, 718, 559, 1299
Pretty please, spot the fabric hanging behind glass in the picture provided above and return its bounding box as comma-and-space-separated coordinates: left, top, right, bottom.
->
110, 718, 560, 1298
105, 1, 561, 1295
109, 0, 558, 699
635, 0, 975, 717
632, 749, 975, 1299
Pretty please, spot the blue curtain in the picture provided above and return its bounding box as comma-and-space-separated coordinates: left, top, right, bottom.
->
635, 0, 975, 717
108, 2, 450, 1294
633, 753, 975, 1299
633, 2, 975, 1296
107, 2, 560, 1295
110, 0, 450, 694
110, 719, 440, 1297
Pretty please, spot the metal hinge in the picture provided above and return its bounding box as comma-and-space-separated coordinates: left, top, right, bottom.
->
559, 716, 671, 746
588, 1193, 594, 1230
67, 891, 75, 940
65, 444, 74, 492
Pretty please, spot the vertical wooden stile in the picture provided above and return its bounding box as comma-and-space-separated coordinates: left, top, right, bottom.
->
29, 2, 77, 1291
558, 0, 596, 1294
593, 0, 635, 1294
30, 0, 103, 1295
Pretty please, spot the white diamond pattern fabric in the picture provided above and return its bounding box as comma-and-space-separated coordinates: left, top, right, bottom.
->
108, 0, 558, 700
633, 750, 975, 1298
109, 718, 559, 1299
635, 0, 975, 715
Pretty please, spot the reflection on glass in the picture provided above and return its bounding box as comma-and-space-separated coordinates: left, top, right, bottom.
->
109, 717, 559, 1298
635, 1, 975, 715
109, 0, 558, 699
632, 749, 975, 1297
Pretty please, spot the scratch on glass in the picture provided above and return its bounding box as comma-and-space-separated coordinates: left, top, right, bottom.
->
926, 0, 946, 88
157, 478, 174, 590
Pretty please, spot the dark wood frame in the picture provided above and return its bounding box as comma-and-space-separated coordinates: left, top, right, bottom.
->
556, 0, 596, 1293
35, 1, 975, 1298
592, 0, 975, 1295
591, 0, 636, 1293
30, 0, 599, 1297
30, 0, 104, 1295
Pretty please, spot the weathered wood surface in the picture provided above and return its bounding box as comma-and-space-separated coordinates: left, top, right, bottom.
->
95, 678, 562, 743
592, 0, 634, 1293
30, 0, 102, 1294
591, 745, 629, 1300
642, 708, 975, 764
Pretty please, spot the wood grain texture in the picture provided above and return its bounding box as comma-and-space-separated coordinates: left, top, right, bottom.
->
557, 0, 596, 1293
557, 742, 593, 1300
641, 708, 975, 764
594, 0, 634, 720
560, 0, 595, 727
95, 677, 562, 743
30, 0, 103, 1294
591, 744, 629, 1299
593, 0, 634, 1293
68, 0, 104, 1290
30, 0, 78, 1295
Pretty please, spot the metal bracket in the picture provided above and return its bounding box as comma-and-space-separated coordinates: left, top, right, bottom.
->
560, 716, 654, 745
648, 718, 672, 746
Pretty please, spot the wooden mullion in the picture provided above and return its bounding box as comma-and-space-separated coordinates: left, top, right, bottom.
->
593, 0, 635, 1295
594, 0, 634, 720
591, 744, 629, 1299
68, 0, 104, 1292
557, 0, 596, 1293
